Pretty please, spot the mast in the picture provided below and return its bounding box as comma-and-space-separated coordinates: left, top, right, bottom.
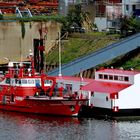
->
58, 32, 62, 77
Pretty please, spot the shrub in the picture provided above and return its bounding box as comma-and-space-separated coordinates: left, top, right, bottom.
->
0, 14, 3, 20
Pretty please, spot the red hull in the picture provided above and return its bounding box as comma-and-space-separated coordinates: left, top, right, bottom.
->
0, 97, 87, 116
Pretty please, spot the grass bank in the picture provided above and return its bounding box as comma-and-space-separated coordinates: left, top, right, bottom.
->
46, 32, 120, 64
46, 32, 140, 71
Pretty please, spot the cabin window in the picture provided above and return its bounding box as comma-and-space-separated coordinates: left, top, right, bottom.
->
44, 80, 53, 86
18, 80, 21, 84
35, 79, 40, 87
109, 75, 113, 80
45, 80, 52, 84
99, 74, 103, 79
6, 78, 10, 84
114, 75, 118, 80
124, 76, 129, 82
11, 79, 15, 85
28, 79, 34, 84
66, 84, 72, 92
104, 74, 108, 79
22, 79, 27, 84
16, 79, 21, 84
35, 79, 40, 84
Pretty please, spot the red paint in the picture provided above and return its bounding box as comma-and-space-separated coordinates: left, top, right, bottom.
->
38, 46, 45, 51
58, 87, 64, 97
80, 94, 83, 99
110, 92, 119, 99
113, 106, 119, 112
0, 59, 88, 116
97, 68, 139, 76
81, 80, 130, 93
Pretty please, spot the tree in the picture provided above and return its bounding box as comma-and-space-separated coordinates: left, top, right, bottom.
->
61, 4, 83, 35
120, 16, 140, 37
67, 4, 82, 27
0, 14, 3, 20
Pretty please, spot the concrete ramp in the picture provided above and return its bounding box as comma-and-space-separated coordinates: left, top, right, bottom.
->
47, 33, 140, 76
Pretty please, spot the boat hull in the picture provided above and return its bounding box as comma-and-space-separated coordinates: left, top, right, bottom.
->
0, 97, 87, 117
79, 106, 140, 119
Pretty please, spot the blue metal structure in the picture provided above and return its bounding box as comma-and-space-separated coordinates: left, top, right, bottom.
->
47, 33, 140, 76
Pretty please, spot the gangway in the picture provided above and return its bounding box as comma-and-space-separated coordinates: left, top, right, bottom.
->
47, 33, 140, 76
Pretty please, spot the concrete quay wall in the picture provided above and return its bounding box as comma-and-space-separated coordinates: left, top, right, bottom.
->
0, 20, 60, 64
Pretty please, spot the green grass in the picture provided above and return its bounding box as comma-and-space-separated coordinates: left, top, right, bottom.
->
46, 31, 140, 71
121, 55, 140, 70
46, 32, 120, 64
1, 15, 65, 23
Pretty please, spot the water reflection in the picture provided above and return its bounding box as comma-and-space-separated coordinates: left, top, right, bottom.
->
0, 111, 81, 140
0, 111, 140, 140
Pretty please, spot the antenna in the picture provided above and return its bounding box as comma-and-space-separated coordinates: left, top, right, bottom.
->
58, 32, 62, 77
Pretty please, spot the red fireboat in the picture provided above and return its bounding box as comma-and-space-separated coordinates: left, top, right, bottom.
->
0, 54, 88, 117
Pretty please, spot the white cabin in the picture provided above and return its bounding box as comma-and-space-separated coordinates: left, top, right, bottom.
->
54, 76, 93, 96
81, 68, 140, 112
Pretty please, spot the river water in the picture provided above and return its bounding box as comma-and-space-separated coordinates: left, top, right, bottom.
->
0, 111, 140, 140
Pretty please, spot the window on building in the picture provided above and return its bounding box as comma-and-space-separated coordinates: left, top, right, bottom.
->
124, 76, 129, 82
104, 74, 108, 79
114, 75, 118, 80
109, 75, 113, 80
99, 74, 103, 79
126, 5, 129, 12
132, 5, 136, 11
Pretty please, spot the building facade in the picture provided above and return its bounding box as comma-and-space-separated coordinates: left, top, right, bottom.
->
122, 0, 140, 17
